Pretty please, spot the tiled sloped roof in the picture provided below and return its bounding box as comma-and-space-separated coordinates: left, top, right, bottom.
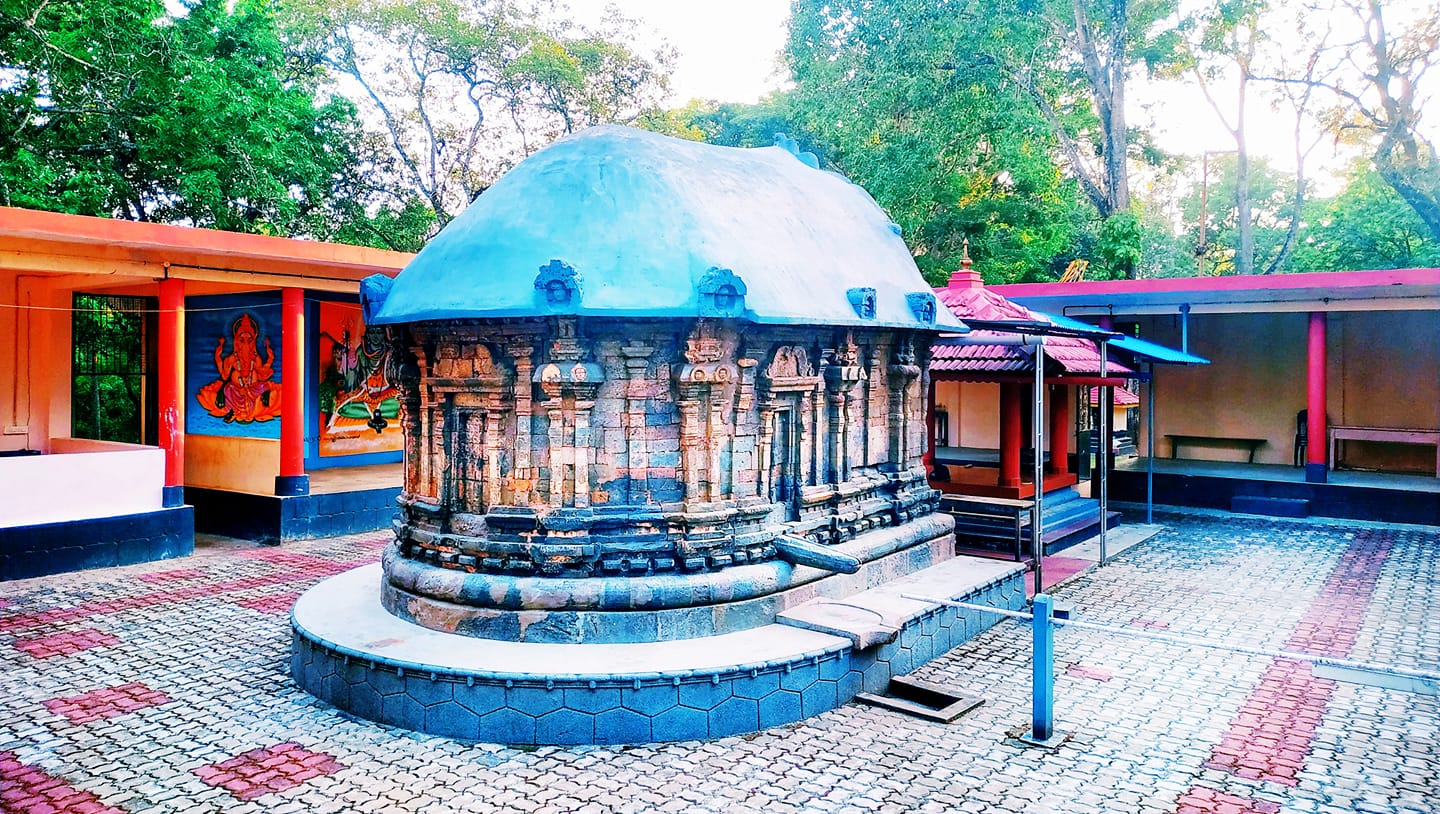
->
1090, 386, 1141, 406
931, 285, 1133, 377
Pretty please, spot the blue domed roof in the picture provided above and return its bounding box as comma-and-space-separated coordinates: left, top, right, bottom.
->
368, 126, 964, 331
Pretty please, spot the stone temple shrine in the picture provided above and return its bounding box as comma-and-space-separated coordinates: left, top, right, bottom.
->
291, 126, 1028, 744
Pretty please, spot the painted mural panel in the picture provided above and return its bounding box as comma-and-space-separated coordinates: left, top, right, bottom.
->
317, 301, 401, 457
185, 293, 283, 438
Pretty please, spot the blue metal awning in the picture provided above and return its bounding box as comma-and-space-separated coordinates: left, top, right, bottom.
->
1033, 310, 1209, 365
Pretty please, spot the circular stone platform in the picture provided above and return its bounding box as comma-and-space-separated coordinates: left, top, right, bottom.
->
291, 559, 1025, 745
293, 564, 854, 744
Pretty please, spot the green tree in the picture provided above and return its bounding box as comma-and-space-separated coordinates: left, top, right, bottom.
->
281, 0, 673, 228
783, 0, 1095, 285
1179, 0, 1268, 276
1291, 162, 1440, 271
643, 94, 809, 150
1265, 0, 1440, 244
959, 0, 1182, 222
1181, 154, 1302, 275
0, 0, 422, 247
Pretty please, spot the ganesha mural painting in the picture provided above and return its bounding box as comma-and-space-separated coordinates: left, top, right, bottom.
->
186, 293, 282, 437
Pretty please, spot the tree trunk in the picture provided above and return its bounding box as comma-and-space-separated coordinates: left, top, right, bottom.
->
1376, 144, 1440, 242
1234, 72, 1254, 277
1104, 0, 1130, 217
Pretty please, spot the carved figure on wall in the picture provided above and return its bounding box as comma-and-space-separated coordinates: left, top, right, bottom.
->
765, 345, 813, 380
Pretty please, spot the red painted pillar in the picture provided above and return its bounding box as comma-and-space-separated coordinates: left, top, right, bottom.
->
1306, 311, 1328, 483
999, 383, 1022, 487
1049, 385, 1069, 476
157, 278, 185, 508
276, 287, 309, 496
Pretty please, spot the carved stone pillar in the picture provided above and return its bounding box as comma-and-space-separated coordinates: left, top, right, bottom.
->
483, 408, 501, 510
806, 386, 821, 484
678, 387, 704, 503
888, 335, 921, 469
757, 402, 776, 499
826, 390, 846, 484
733, 357, 758, 499
823, 333, 865, 483
547, 402, 566, 507
507, 340, 534, 503
620, 343, 654, 503
707, 397, 726, 501
574, 394, 595, 508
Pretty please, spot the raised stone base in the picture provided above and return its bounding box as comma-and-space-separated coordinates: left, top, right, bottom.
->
381, 515, 958, 643
291, 555, 1025, 744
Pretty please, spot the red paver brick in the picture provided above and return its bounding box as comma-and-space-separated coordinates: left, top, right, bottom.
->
12, 629, 120, 659
43, 682, 173, 725
192, 742, 344, 801
1174, 796, 1282, 814
1197, 533, 1393, 790
1065, 663, 1114, 682
0, 751, 124, 814
235, 592, 302, 614
137, 568, 208, 584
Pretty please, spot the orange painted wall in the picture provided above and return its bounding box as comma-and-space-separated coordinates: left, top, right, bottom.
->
1135, 310, 1439, 471
959, 382, 1002, 448
185, 435, 281, 494
1, 270, 68, 453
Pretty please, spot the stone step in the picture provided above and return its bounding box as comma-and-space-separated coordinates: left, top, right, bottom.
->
775, 557, 1021, 648
1231, 496, 1310, 518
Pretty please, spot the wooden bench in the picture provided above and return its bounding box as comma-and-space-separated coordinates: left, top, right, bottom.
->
1328, 426, 1440, 476
1165, 434, 1267, 464
938, 494, 1033, 562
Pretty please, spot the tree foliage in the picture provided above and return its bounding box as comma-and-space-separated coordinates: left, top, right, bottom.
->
281, 0, 673, 228
1292, 162, 1440, 270
781, 0, 1100, 285
1264, 0, 1440, 244
0, 0, 420, 245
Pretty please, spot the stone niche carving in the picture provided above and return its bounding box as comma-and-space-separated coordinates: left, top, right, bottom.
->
697, 267, 747, 318
534, 259, 581, 309
381, 313, 941, 642
846, 287, 877, 320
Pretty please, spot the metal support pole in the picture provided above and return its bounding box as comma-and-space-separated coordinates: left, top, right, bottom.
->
1031, 338, 1046, 595
1179, 304, 1191, 354
1146, 362, 1155, 525
1098, 339, 1108, 565
1031, 593, 1055, 742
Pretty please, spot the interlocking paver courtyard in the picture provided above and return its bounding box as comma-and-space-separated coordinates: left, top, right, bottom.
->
2, 510, 1436, 813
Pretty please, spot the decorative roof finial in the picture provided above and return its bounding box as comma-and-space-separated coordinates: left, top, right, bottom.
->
947, 238, 983, 289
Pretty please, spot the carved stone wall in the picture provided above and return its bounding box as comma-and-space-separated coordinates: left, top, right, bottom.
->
384, 315, 939, 608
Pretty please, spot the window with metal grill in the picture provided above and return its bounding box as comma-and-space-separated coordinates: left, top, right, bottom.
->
71, 293, 157, 445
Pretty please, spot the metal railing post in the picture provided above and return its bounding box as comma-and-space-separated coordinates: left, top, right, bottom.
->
1098, 338, 1108, 565
1031, 593, 1055, 742
1032, 337, 1046, 594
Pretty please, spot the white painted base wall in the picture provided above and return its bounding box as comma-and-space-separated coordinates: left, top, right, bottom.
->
0, 438, 164, 527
